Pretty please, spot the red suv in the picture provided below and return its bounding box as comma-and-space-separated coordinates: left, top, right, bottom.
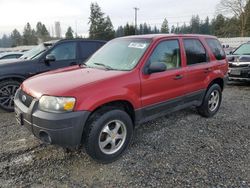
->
14, 34, 228, 163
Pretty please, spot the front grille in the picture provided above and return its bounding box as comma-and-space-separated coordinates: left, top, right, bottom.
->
229, 63, 250, 68
19, 90, 34, 107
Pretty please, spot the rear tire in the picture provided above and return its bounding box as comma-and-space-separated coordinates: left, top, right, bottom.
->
197, 84, 222, 118
0, 80, 20, 112
83, 109, 133, 163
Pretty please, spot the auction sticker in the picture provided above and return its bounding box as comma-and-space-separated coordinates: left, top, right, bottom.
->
128, 43, 147, 49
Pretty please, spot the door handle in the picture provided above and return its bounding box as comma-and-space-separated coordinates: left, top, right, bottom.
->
173, 74, 183, 80
204, 68, 212, 73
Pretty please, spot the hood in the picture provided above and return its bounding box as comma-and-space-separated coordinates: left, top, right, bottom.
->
227, 54, 250, 63
22, 66, 127, 98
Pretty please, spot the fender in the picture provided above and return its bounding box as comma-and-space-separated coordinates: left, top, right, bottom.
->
76, 87, 140, 111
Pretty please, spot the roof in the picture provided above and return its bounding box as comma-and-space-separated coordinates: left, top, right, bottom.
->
120, 34, 217, 40
56, 38, 107, 43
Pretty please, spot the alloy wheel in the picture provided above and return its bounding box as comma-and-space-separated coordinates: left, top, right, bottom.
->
98, 120, 127, 155
0, 84, 19, 109
208, 90, 220, 112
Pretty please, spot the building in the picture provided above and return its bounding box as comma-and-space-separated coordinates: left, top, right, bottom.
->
55, 22, 61, 38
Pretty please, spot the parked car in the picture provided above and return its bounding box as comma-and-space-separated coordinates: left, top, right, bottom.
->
0, 52, 23, 60
14, 34, 228, 163
0, 39, 106, 111
227, 42, 250, 81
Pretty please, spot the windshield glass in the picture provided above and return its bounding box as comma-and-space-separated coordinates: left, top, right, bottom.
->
19, 43, 50, 60
86, 38, 151, 71
233, 43, 250, 55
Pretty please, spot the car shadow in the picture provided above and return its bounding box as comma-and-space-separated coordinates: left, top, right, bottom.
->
227, 81, 250, 87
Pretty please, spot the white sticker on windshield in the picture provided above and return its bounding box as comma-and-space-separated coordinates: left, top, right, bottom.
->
128, 43, 147, 49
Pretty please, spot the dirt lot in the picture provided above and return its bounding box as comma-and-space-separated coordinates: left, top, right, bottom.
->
0, 83, 250, 187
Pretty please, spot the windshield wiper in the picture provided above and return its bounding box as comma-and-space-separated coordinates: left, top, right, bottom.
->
93, 63, 115, 70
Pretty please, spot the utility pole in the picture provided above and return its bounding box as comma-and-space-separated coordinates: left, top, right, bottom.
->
133, 7, 139, 35
75, 20, 78, 38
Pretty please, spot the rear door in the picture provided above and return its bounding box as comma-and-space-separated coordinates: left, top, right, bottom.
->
140, 38, 187, 116
182, 38, 213, 95
79, 41, 104, 62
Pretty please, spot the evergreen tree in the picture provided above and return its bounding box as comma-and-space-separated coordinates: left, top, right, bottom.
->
143, 23, 149, 34
115, 26, 124, 37
200, 17, 211, 34
124, 23, 135, 36
161, 18, 169, 33
171, 25, 175, 33
36, 22, 50, 41
153, 26, 160, 34
211, 14, 226, 37
190, 15, 200, 33
0, 34, 13, 47
102, 16, 115, 40
88, 2, 115, 40
23, 23, 37, 45
11, 29, 22, 47
65, 27, 74, 39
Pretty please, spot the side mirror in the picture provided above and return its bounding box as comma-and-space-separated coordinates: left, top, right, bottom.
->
146, 62, 166, 74
45, 54, 56, 63
229, 51, 233, 55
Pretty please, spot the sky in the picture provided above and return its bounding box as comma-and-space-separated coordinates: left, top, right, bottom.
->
0, 0, 221, 37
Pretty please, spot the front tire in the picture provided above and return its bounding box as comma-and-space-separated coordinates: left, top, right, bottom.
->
0, 80, 20, 112
197, 84, 222, 118
83, 109, 133, 163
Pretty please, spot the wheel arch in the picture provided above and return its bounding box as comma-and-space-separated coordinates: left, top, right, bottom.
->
207, 77, 224, 91
87, 100, 136, 125
0, 75, 26, 83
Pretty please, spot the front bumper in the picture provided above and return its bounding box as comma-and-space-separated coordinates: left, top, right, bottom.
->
228, 67, 250, 81
14, 89, 91, 148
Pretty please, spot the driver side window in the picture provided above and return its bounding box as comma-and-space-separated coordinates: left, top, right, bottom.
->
49, 42, 76, 61
150, 40, 181, 70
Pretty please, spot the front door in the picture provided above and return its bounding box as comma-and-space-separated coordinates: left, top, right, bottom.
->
37, 41, 78, 73
140, 39, 187, 117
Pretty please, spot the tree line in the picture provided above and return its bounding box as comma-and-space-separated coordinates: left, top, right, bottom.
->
1, 0, 250, 48
0, 22, 76, 48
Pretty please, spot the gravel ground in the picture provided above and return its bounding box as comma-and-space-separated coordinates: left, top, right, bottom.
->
0, 82, 250, 187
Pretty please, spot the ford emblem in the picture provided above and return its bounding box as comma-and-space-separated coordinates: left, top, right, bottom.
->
22, 95, 27, 102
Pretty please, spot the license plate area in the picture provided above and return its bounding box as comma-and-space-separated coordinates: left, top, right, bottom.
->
230, 69, 241, 76
15, 109, 24, 126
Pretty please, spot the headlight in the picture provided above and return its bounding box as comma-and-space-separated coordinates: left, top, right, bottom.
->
38, 96, 76, 113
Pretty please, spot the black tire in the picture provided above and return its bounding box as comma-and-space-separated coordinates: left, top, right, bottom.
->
0, 80, 20, 112
197, 84, 222, 118
83, 109, 133, 163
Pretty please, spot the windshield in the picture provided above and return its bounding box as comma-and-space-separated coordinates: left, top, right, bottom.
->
86, 38, 151, 71
19, 43, 51, 60
233, 43, 250, 55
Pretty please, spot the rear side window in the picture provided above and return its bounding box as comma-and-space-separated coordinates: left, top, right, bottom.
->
1, 54, 19, 59
80, 42, 101, 59
206, 38, 226, 60
184, 39, 207, 65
